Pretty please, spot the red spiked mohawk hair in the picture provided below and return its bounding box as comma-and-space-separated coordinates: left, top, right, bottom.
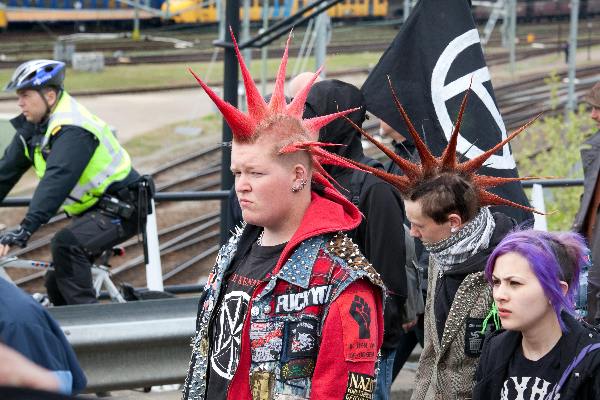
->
188, 29, 359, 144
338, 78, 543, 215
189, 29, 368, 191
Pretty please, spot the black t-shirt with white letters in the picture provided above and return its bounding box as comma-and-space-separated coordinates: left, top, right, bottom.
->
501, 337, 563, 400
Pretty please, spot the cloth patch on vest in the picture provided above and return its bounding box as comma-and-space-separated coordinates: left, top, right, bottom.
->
344, 371, 375, 400
280, 358, 316, 381
340, 293, 378, 362
282, 319, 319, 361
250, 370, 274, 400
464, 317, 496, 358
275, 285, 332, 314
250, 321, 284, 363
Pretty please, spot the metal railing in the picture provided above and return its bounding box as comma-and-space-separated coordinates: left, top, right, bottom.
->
48, 297, 200, 393
0, 190, 229, 207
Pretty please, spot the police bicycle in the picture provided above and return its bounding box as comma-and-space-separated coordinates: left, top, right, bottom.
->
0, 247, 127, 303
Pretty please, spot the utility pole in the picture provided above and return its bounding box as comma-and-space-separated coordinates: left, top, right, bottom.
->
403, 0, 410, 22
133, 0, 140, 40
314, 9, 329, 77
260, 0, 269, 96
566, 0, 580, 114
588, 20, 592, 61
241, 0, 252, 110
508, 0, 516, 76
242, 0, 251, 67
220, 0, 240, 243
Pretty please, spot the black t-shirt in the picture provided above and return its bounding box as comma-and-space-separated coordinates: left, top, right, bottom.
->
206, 241, 286, 399
501, 337, 563, 399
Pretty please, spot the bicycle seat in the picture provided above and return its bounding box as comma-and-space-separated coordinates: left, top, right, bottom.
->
111, 247, 126, 257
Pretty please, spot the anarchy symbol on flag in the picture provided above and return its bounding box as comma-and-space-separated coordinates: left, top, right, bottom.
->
431, 29, 516, 170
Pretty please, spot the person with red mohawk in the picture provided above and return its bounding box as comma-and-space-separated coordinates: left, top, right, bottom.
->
312, 81, 541, 400
182, 31, 385, 400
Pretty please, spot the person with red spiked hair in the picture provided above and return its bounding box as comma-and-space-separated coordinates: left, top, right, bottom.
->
181, 31, 385, 400
295, 80, 541, 400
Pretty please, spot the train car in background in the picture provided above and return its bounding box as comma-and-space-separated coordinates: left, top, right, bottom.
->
1, 0, 162, 26
161, 0, 387, 25
0, 0, 597, 29
586, 0, 600, 14
472, 0, 600, 23
0, 4, 7, 29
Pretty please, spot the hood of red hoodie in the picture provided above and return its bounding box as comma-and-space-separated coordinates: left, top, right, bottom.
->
272, 187, 362, 273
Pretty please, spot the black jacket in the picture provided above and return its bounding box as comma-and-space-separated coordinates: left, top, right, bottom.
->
573, 130, 600, 324
0, 114, 139, 233
473, 312, 600, 400
0, 276, 87, 393
305, 80, 407, 349
0, 387, 75, 400
434, 212, 515, 342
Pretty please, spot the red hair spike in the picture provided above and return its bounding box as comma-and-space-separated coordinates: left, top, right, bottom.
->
269, 32, 292, 114
303, 107, 361, 134
188, 68, 254, 141
459, 113, 542, 173
440, 88, 470, 170
335, 81, 543, 215
230, 27, 268, 122
388, 77, 437, 172
287, 66, 323, 120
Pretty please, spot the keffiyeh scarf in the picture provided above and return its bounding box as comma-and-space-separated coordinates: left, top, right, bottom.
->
424, 207, 495, 273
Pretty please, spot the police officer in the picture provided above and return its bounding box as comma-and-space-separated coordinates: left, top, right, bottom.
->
0, 59, 147, 305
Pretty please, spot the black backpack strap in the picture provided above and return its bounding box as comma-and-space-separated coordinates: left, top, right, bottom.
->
349, 156, 384, 206
547, 342, 600, 399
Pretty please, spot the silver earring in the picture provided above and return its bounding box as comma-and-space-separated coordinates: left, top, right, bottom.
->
291, 179, 307, 193
451, 226, 457, 233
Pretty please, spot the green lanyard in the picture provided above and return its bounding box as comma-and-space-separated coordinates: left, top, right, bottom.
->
480, 302, 501, 334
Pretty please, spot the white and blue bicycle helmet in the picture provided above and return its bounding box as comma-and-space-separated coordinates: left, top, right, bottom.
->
5, 59, 66, 92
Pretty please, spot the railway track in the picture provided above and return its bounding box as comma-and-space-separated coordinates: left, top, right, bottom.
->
496, 64, 600, 131
0, 42, 392, 69
1, 19, 599, 69
2, 38, 598, 70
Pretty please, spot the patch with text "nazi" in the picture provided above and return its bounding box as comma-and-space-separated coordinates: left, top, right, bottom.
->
344, 371, 375, 400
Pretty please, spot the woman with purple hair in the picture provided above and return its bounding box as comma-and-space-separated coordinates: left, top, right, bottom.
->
472, 230, 600, 400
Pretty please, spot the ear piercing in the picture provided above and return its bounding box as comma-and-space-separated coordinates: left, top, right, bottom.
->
291, 179, 307, 193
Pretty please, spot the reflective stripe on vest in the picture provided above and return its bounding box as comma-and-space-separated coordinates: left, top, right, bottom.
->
31, 91, 132, 215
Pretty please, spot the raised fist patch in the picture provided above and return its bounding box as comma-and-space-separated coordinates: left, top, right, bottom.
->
350, 295, 371, 339
339, 291, 378, 362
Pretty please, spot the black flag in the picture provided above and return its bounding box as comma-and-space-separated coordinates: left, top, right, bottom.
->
361, 0, 533, 224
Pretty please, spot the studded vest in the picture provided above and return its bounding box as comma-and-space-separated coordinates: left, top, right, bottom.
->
182, 227, 384, 400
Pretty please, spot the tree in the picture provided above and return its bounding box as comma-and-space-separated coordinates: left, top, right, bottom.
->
513, 73, 596, 230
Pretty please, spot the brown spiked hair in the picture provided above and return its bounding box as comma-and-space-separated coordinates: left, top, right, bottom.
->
188, 28, 366, 190
289, 78, 543, 216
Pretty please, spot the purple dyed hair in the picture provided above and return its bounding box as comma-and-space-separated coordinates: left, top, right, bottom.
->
484, 230, 588, 332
